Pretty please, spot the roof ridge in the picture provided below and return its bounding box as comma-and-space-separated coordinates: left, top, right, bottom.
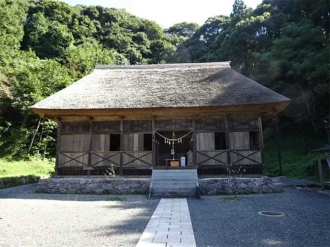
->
95, 62, 231, 70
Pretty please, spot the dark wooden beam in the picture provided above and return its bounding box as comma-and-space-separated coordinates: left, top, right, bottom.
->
192, 118, 197, 167
87, 118, 93, 177
55, 120, 61, 177
225, 118, 231, 170
258, 117, 265, 175
119, 119, 124, 176
275, 115, 283, 176
152, 116, 156, 167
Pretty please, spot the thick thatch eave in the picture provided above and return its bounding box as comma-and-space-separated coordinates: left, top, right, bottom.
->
31, 62, 290, 120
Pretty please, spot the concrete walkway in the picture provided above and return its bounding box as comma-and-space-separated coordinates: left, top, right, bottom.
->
136, 199, 196, 247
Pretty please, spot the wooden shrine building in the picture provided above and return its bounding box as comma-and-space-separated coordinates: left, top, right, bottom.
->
31, 62, 290, 177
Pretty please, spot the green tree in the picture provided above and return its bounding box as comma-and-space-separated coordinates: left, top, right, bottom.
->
0, 50, 72, 158
231, 0, 247, 17
165, 22, 200, 38
149, 40, 176, 64
262, 20, 329, 132
23, 12, 74, 59
0, 0, 28, 56
64, 38, 116, 79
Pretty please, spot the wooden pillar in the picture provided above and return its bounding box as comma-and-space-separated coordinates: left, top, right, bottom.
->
119, 119, 124, 176
55, 118, 62, 177
192, 118, 197, 167
87, 118, 93, 177
152, 117, 156, 167
258, 117, 265, 175
275, 115, 283, 176
317, 154, 325, 190
225, 118, 231, 172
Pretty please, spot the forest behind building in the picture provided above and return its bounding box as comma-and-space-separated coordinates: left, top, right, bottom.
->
0, 0, 329, 178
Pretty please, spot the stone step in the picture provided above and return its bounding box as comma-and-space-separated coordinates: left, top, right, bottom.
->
152, 188, 196, 194
152, 179, 197, 183
151, 193, 196, 198
152, 173, 198, 181
152, 184, 196, 189
152, 188, 196, 193
152, 170, 198, 176
151, 175, 198, 180
152, 181, 196, 184
149, 169, 199, 198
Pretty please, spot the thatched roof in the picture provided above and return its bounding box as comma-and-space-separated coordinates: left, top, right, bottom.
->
31, 62, 289, 114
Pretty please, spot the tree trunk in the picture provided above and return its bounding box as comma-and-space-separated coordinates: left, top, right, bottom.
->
294, 76, 318, 133
28, 118, 42, 154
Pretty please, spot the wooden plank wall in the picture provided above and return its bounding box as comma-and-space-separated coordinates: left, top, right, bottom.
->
60, 134, 89, 151
57, 117, 263, 170
196, 133, 215, 151
58, 134, 89, 167
228, 132, 250, 150
123, 134, 144, 151
91, 134, 110, 151
196, 117, 263, 166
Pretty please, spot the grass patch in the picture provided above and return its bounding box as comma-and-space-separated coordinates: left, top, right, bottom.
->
0, 157, 54, 179
264, 132, 328, 180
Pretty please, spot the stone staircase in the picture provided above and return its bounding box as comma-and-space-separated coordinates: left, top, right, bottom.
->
149, 169, 200, 199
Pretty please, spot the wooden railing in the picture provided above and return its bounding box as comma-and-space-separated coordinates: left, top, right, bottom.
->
230, 150, 262, 166
57, 151, 152, 169
196, 150, 228, 166
58, 151, 89, 167
196, 149, 262, 166
122, 151, 152, 168
91, 151, 120, 167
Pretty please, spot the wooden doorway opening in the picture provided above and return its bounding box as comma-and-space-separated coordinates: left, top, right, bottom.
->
155, 131, 193, 167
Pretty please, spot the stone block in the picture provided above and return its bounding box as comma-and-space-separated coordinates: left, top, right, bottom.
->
243, 188, 251, 194
131, 182, 141, 189
262, 185, 271, 193
237, 183, 247, 189
273, 183, 284, 192
47, 189, 56, 193
254, 179, 263, 187
59, 188, 67, 194
95, 189, 104, 195
251, 187, 260, 193
247, 182, 255, 188
224, 188, 233, 195
67, 188, 77, 194
37, 186, 47, 193
19, 177, 27, 184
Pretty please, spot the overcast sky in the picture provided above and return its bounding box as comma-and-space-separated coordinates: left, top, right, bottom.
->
61, 0, 263, 28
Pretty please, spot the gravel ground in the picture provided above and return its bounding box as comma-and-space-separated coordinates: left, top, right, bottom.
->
1, 179, 329, 247
188, 188, 330, 247
272, 176, 321, 187
0, 184, 159, 247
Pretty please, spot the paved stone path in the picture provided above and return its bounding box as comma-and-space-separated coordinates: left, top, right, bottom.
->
136, 198, 196, 247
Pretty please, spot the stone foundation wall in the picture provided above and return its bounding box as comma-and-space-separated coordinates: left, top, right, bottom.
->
37, 178, 150, 194
0, 176, 40, 188
199, 177, 283, 195
37, 177, 283, 195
